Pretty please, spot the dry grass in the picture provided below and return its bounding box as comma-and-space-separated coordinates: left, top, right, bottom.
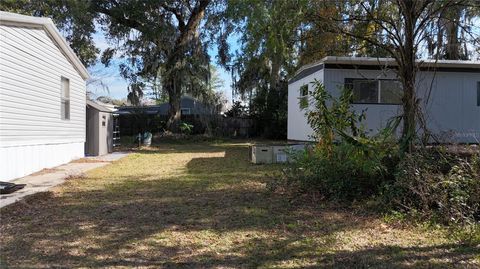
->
29, 168, 59, 176
0, 141, 478, 268
70, 158, 109, 163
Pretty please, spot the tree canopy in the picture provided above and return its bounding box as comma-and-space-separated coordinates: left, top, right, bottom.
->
1, 0, 478, 138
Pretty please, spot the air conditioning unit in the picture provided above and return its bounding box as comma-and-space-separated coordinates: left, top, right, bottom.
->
251, 144, 309, 164
251, 145, 273, 164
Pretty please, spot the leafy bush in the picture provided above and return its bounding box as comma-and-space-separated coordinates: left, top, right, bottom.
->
304, 80, 367, 145
283, 80, 479, 229
286, 141, 397, 201
280, 81, 399, 201
383, 149, 480, 225
179, 122, 194, 135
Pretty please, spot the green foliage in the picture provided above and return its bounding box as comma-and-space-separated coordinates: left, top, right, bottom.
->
289, 78, 479, 228
225, 101, 248, 117
286, 142, 395, 201
383, 149, 480, 225
285, 80, 399, 201
0, 0, 99, 67
250, 81, 288, 139
179, 122, 194, 135
302, 80, 367, 145
221, 0, 307, 139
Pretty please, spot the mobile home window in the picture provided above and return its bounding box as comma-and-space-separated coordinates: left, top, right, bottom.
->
299, 84, 308, 96
352, 80, 378, 103
345, 78, 402, 104
61, 77, 70, 120
380, 80, 403, 104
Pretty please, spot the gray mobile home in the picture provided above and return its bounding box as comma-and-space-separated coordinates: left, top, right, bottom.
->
288, 56, 480, 143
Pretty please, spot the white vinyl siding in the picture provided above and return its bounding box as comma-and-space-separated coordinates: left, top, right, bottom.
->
287, 69, 323, 141
0, 25, 86, 147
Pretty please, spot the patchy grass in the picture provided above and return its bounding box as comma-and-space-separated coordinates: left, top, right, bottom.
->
0, 141, 478, 268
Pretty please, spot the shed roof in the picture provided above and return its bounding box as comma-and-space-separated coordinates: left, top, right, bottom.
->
289, 56, 480, 84
0, 11, 90, 80
87, 100, 114, 113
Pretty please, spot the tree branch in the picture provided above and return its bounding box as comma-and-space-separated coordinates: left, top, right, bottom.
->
161, 3, 186, 31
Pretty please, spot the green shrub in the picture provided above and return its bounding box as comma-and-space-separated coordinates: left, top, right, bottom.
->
284, 79, 480, 230
383, 149, 480, 225
286, 142, 397, 201
179, 122, 194, 135
282, 80, 399, 202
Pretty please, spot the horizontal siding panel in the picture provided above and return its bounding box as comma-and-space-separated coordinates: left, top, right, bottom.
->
0, 112, 83, 124
0, 120, 84, 129
0, 128, 84, 134
0, 115, 84, 126
0, 52, 84, 90
0, 88, 61, 109
0, 132, 84, 138
0, 119, 84, 129
0, 100, 85, 117
1, 78, 60, 102
0, 25, 86, 146
0, 70, 85, 100
0, 40, 84, 84
1, 26, 83, 80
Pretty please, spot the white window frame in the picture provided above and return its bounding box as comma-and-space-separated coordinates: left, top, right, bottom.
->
60, 77, 70, 120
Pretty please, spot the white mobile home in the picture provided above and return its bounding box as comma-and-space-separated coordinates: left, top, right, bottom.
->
0, 12, 89, 181
288, 56, 480, 143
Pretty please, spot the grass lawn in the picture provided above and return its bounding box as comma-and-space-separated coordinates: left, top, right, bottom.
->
0, 141, 478, 268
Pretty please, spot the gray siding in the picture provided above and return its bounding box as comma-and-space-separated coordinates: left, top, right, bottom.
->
288, 67, 480, 143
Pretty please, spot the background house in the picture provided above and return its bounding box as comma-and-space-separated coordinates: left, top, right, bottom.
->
115, 96, 214, 135
288, 56, 480, 143
116, 96, 211, 116
0, 12, 89, 181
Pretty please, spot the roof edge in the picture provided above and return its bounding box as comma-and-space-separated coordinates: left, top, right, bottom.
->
0, 11, 90, 80
289, 56, 480, 84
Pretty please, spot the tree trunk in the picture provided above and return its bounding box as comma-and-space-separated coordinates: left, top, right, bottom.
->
163, 0, 210, 133
399, 0, 418, 153
165, 79, 182, 132
444, 6, 462, 60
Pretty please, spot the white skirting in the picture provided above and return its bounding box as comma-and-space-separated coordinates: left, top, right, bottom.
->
0, 142, 84, 181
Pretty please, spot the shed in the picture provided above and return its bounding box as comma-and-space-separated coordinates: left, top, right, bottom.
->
0, 11, 89, 181
85, 100, 115, 156
288, 56, 480, 143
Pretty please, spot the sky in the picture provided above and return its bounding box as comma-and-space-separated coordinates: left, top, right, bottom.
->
85, 17, 480, 103
87, 27, 237, 104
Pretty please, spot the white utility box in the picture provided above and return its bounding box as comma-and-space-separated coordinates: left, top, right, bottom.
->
251, 145, 273, 164
251, 144, 308, 164
272, 146, 288, 163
